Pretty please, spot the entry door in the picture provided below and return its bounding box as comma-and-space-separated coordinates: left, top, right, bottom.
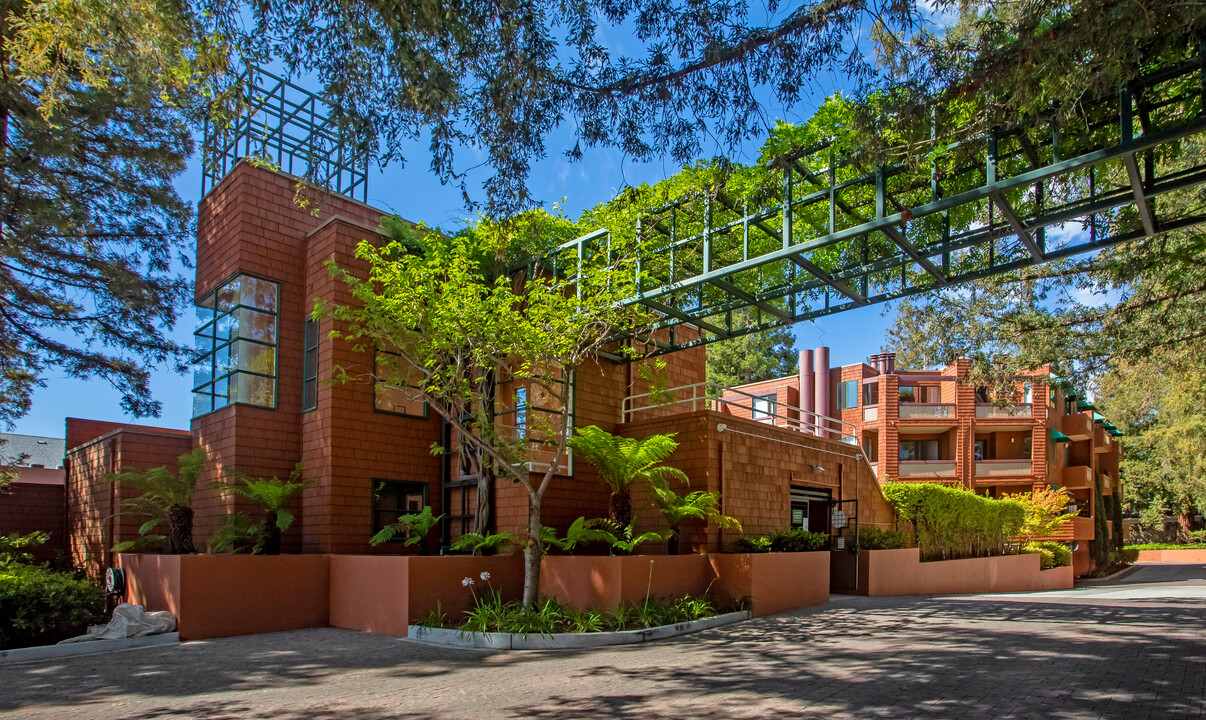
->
790, 487, 832, 533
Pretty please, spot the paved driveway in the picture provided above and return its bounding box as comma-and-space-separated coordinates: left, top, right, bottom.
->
1, 563, 1203, 720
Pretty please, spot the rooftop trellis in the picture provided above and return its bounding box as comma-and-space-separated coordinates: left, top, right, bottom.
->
201, 67, 369, 202
553, 53, 1206, 357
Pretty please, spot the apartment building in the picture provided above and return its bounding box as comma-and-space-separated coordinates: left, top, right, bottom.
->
63, 161, 898, 573
725, 349, 1123, 573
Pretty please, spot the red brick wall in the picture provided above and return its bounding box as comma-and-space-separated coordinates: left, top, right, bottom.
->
0, 482, 66, 563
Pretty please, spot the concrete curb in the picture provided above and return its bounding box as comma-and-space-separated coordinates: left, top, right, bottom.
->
402, 610, 751, 651
0, 633, 180, 666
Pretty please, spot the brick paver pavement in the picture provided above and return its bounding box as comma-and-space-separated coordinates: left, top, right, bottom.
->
1, 564, 1203, 719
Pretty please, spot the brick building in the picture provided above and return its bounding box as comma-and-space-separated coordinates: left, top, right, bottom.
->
0, 433, 68, 563
725, 349, 1123, 573
64, 161, 897, 573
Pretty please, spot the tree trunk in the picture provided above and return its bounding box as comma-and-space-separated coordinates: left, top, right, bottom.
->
608, 489, 632, 528
167, 505, 195, 554
1178, 511, 1193, 542
667, 530, 680, 556
261, 509, 282, 555
522, 494, 543, 606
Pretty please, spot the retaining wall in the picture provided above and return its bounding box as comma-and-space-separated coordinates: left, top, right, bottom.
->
831, 548, 1073, 596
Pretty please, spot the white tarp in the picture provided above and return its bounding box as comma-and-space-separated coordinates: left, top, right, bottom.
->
58, 603, 176, 644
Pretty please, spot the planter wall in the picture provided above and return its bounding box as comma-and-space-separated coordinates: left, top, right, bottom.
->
710, 552, 830, 617
830, 548, 1073, 597
1135, 549, 1206, 563
539, 555, 714, 611
119, 554, 330, 640
329, 555, 524, 637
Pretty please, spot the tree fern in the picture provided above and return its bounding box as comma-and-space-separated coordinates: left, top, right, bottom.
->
449, 531, 512, 555
371, 506, 444, 555
106, 447, 205, 554
213, 462, 309, 555
649, 484, 741, 555
541, 517, 617, 554
569, 426, 689, 527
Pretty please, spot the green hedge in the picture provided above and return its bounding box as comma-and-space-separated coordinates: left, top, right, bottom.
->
1022, 541, 1072, 569
882, 483, 1026, 561
857, 527, 909, 550
1124, 543, 1206, 550
0, 566, 104, 649
733, 528, 829, 553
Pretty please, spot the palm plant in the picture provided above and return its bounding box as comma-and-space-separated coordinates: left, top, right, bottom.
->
540, 517, 617, 554
649, 484, 741, 555
214, 463, 309, 555
372, 505, 444, 554
449, 530, 512, 555
107, 447, 205, 554
569, 426, 688, 528
610, 522, 665, 556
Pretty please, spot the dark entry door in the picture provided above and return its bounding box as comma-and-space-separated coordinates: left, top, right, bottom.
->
790, 486, 832, 533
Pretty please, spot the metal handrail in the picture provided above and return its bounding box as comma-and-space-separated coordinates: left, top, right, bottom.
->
622, 381, 859, 444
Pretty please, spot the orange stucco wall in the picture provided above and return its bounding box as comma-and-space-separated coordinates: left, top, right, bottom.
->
540, 554, 716, 610
1135, 549, 1206, 563
835, 548, 1074, 596
710, 551, 830, 617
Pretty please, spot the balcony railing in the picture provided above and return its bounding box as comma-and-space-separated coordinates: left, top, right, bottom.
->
1072, 516, 1095, 541
975, 403, 1033, 419
975, 459, 1033, 476
1061, 465, 1093, 489
1061, 413, 1093, 440
898, 460, 957, 478
899, 403, 955, 420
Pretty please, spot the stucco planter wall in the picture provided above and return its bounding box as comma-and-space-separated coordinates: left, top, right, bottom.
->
709, 551, 830, 617
119, 554, 330, 640
1135, 549, 1206, 563
539, 554, 715, 611
831, 548, 1073, 597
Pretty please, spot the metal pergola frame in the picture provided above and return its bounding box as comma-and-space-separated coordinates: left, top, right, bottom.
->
201, 66, 370, 202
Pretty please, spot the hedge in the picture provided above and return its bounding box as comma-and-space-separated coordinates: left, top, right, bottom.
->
856, 527, 908, 550
882, 483, 1026, 561
1022, 541, 1072, 569
0, 566, 104, 649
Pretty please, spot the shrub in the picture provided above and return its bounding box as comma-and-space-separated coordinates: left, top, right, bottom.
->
1021, 541, 1071, 569
733, 534, 771, 553
0, 566, 104, 649
1187, 530, 1206, 544
1124, 543, 1206, 550
0, 531, 49, 567
766, 528, 829, 552
882, 482, 1026, 561
1115, 547, 1139, 564
857, 527, 908, 550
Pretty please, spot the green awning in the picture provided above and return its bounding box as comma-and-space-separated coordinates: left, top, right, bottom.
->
1077, 400, 1096, 411
1092, 412, 1106, 423
1049, 429, 1072, 443
1107, 428, 1124, 437
1103, 422, 1118, 431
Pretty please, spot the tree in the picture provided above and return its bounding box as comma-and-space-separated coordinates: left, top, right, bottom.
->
108, 447, 205, 554
326, 213, 646, 605
0, 1, 194, 426
706, 314, 797, 387
1097, 359, 1206, 539
212, 463, 309, 555
1002, 487, 1076, 544
569, 426, 689, 528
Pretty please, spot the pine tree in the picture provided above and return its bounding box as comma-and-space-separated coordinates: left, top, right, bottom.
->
706, 316, 797, 387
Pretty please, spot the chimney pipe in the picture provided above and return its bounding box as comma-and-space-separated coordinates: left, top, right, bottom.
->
885, 352, 896, 374
799, 349, 815, 435
814, 346, 830, 439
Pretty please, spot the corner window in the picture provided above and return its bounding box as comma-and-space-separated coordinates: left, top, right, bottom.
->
192, 274, 278, 417
371, 479, 427, 537
302, 319, 319, 411
751, 394, 776, 420
374, 351, 427, 418
837, 379, 858, 409
863, 382, 879, 406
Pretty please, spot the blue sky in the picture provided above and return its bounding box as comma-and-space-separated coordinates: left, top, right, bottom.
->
13, 34, 903, 439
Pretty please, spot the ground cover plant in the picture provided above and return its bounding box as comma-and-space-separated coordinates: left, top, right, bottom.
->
1124, 543, 1206, 550
883, 483, 1025, 561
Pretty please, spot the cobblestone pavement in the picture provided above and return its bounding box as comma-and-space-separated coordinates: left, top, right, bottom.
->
1, 564, 1203, 720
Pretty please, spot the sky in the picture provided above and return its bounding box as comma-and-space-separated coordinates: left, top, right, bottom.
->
12, 17, 914, 440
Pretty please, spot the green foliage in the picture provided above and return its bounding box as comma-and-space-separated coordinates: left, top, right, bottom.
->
1002, 487, 1076, 544
207, 513, 261, 554
1093, 474, 1110, 567
706, 313, 797, 387
454, 590, 730, 635
1124, 543, 1206, 550
213, 463, 309, 555
1188, 530, 1206, 544
883, 483, 1026, 561
856, 527, 909, 550
766, 528, 830, 553
540, 517, 617, 554
732, 534, 772, 553
607, 522, 665, 556
0, 566, 103, 649
1021, 541, 1071, 569
415, 602, 447, 629
0, 532, 49, 567
648, 484, 741, 555
449, 531, 513, 555
569, 427, 688, 527
107, 447, 205, 555
371, 506, 445, 555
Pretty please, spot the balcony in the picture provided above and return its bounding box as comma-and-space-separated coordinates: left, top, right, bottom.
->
1061, 413, 1093, 441
898, 460, 957, 478
899, 403, 955, 420
864, 405, 879, 422
975, 459, 1033, 477
1072, 516, 1095, 541
1094, 427, 1110, 453
1061, 465, 1093, 489
975, 403, 1033, 419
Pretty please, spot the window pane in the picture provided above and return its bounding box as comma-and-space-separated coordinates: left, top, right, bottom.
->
899, 386, 916, 403
239, 275, 279, 313
215, 311, 236, 341
235, 307, 277, 343
216, 278, 239, 312
230, 339, 276, 375
192, 359, 213, 389
375, 383, 425, 417
195, 304, 215, 330
230, 372, 275, 407
192, 392, 212, 417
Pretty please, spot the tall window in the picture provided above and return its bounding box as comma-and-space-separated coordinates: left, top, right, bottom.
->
751, 393, 776, 420
495, 369, 574, 474
374, 351, 427, 417
837, 379, 858, 409
1023, 382, 1033, 404
192, 274, 278, 417
864, 382, 879, 406
371, 479, 427, 537
302, 319, 319, 411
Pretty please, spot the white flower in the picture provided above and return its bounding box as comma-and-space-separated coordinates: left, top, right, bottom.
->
461, 577, 474, 587
479, 571, 491, 581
